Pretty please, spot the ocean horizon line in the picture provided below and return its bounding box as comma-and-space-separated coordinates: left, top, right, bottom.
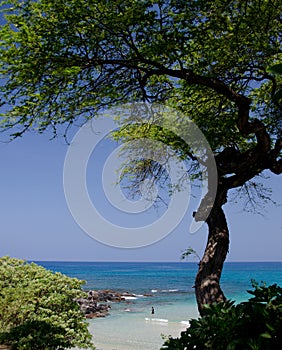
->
29, 259, 282, 263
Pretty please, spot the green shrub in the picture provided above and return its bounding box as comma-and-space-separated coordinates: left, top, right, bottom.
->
161, 281, 282, 350
0, 256, 95, 350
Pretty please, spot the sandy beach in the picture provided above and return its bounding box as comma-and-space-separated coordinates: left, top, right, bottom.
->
82, 301, 198, 350
85, 317, 190, 350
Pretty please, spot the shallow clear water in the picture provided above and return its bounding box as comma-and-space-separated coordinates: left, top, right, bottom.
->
37, 261, 282, 350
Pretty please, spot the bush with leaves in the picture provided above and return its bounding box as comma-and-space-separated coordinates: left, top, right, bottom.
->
161, 281, 282, 350
0, 256, 95, 350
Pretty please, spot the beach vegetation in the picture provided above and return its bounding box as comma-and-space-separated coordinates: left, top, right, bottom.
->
0, 0, 281, 314
0, 256, 95, 350
161, 281, 282, 350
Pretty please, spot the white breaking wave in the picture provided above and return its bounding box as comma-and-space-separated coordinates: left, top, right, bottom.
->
123, 296, 137, 300
151, 289, 180, 293
145, 317, 169, 323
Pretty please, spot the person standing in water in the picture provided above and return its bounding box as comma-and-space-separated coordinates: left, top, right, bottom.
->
151, 306, 155, 314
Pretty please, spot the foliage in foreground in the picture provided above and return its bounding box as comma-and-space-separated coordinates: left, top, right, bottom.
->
0, 256, 95, 350
161, 281, 282, 350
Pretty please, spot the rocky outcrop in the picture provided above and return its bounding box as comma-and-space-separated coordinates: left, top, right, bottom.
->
77, 290, 137, 318
89, 290, 125, 302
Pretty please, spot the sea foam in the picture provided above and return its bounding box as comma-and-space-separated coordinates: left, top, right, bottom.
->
145, 317, 169, 323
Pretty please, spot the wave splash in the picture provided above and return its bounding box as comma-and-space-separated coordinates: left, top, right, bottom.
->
151, 289, 180, 293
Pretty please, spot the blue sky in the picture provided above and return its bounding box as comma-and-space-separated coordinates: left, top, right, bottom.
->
0, 125, 281, 262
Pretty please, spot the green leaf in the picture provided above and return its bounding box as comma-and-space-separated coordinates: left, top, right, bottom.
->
272, 89, 282, 103
260, 332, 272, 339
267, 63, 282, 75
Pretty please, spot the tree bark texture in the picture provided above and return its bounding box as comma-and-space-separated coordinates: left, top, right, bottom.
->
194, 188, 229, 316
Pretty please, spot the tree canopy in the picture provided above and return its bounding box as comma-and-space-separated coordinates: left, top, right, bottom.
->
0, 256, 94, 350
0, 0, 281, 313
0, 0, 281, 144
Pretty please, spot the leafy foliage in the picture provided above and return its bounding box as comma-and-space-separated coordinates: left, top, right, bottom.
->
0, 0, 281, 187
180, 247, 200, 261
161, 282, 282, 350
0, 0, 281, 147
0, 256, 95, 350
267, 63, 282, 107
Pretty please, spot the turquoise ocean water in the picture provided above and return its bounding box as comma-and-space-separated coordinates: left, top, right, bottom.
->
37, 261, 282, 350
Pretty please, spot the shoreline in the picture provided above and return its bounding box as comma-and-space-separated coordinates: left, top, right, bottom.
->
73, 286, 199, 349
78, 290, 154, 319
72, 318, 191, 350
80, 297, 198, 350
39, 261, 282, 350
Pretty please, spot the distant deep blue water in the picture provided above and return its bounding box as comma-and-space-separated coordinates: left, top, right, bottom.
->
36, 261, 282, 302
34, 261, 282, 350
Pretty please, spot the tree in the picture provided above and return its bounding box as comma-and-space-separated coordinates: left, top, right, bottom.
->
0, 0, 281, 315
0, 256, 95, 350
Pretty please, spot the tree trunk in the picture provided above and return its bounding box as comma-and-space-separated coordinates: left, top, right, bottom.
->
194, 190, 230, 316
